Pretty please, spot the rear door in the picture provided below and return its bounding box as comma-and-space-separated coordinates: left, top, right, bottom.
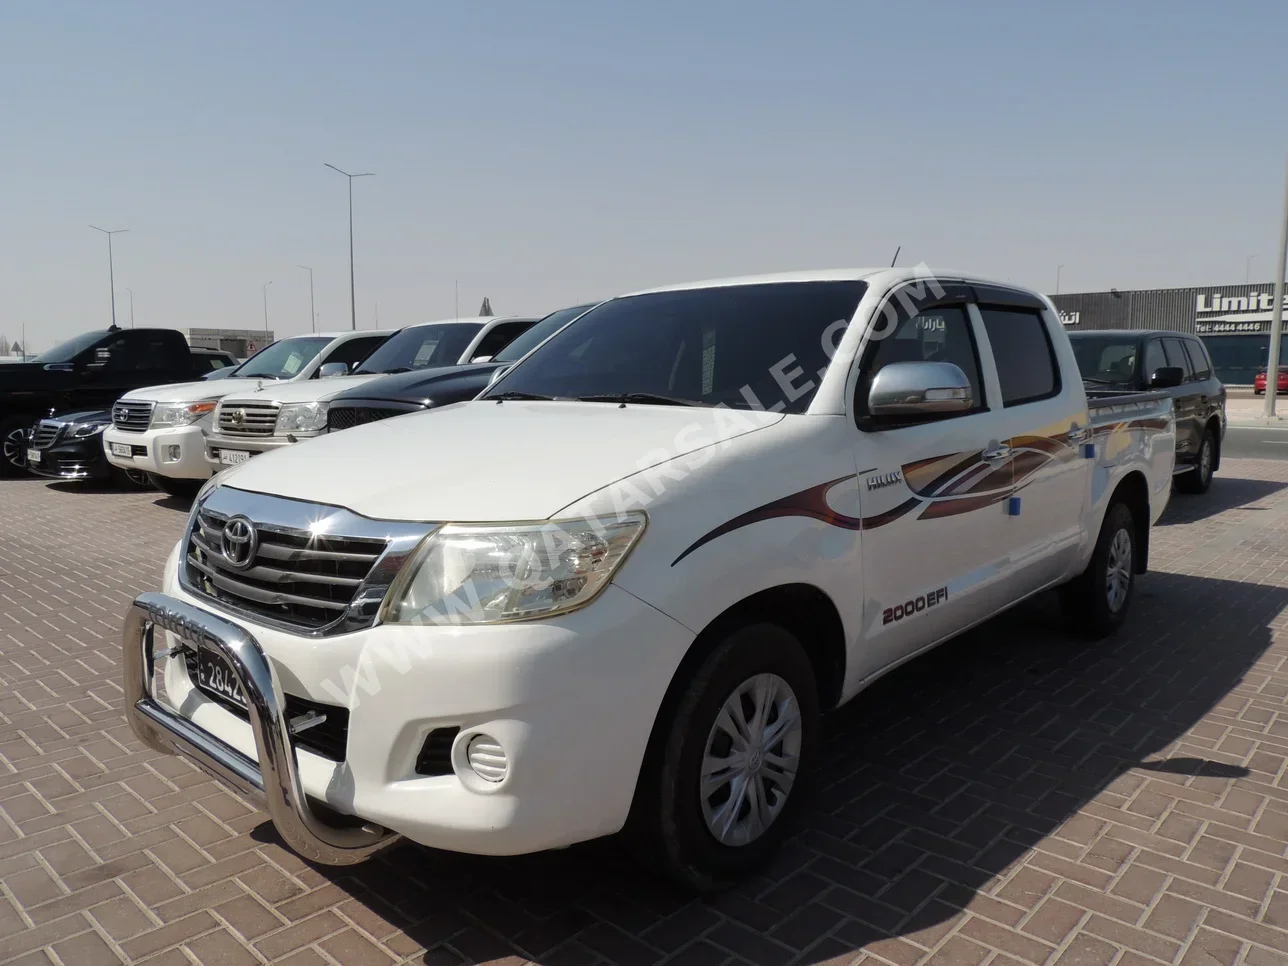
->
1162, 336, 1200, 464
852, 283, 1013, 675
972, 287, 1092, 594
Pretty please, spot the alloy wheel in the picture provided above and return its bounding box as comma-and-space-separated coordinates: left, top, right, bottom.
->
2, 426, 28, 471
1105, 527, 1133, 613
699, 673, 803, 847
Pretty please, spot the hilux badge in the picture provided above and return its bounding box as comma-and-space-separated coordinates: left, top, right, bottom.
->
865, 470, 903, 491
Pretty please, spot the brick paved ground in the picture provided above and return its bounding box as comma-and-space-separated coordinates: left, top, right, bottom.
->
2, 461, 1288, 965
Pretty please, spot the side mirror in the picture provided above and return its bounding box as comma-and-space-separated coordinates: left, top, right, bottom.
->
471, 354, 493, 363
487, 365, 511, 387
1148, 366, 1184, 389
867, 361, 973, 418
318, 362, 350, 379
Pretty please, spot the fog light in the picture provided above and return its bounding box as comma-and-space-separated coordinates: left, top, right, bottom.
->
166, 445, 181, 462
466, 734, 507, 782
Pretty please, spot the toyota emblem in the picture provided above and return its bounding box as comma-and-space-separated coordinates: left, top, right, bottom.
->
231, 409, 246, 426
221, 516, 258, 569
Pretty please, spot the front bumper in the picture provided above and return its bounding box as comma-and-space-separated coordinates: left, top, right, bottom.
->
131, 554, 694, 861
27, 434, 112, 480
105, 425, 214, 480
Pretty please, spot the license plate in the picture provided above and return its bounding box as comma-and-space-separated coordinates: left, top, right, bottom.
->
220, 449, 251, 465
196, 646, 248, 710
110, 442, 132, 458
27, 449, 40, 464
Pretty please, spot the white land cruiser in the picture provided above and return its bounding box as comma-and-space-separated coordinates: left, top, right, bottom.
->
124, 269, 1176, 890
103, 331, 391, 496
204, 316, 534, 468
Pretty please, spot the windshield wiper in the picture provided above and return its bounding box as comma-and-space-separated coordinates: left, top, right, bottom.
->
378, 366, 415, 374
488, 390, 556, 401
575, 392, 701, 407
1082, 377, 1118, 386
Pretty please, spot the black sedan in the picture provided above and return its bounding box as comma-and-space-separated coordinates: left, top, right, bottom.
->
326, 303, 597, 432
25, 410, 151, 488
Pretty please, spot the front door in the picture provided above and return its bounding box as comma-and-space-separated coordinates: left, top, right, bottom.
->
851, 287, 1013, 679
1162, 336, 1200, 465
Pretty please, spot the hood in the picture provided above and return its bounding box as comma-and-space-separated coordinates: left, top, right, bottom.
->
119, 378, 287, 403
215, 400, 784, 521
44, 409, 111, 425
330, 363, 502, 406
218, 374, 384, 406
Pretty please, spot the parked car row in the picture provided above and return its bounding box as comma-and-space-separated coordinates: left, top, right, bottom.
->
114, 268, 1183, 890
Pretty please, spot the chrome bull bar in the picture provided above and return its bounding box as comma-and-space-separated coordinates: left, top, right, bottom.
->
123, 591, 397, 866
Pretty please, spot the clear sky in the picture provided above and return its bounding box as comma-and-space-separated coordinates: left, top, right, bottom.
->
2, 0, 1287, 350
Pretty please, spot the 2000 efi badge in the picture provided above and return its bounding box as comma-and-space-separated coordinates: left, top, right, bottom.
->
882, 586, 948, 625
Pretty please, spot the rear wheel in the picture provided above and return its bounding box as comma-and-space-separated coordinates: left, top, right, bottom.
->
628, 623, 820, 892
1060, 501, 1136, 638
0, 417, 32, 477
1175, 427, 1215, 495
147, 473, 201, 498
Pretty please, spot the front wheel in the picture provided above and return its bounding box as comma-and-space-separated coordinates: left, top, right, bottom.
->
0, 417, 32, 477
628, 623, 820, 892
1060, 501, 1136, 639
1175, 428, 1215, 495
111, 466, 154, 490
147, 473, 202, 498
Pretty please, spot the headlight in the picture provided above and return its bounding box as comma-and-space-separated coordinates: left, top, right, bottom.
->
151, 401, 218, 428
381, 513, 647, 625
70, 422, 106, 437
275, 402, 329, 434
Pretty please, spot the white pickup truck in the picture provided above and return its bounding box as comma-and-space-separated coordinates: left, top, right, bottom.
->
123, 269, 1176, 890
203, 316, 534, 469
103, 330, 391, 495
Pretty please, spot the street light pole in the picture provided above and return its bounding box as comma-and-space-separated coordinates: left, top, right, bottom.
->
1056, 264, 1064, 295
299, 266, 315, 332
262, 281, 273, 336
126, 288, 135, 328
89, 226, 129, 329
1247, 254, 1257, 284
324, 164, 375, 330
1265, 156, 1288, 419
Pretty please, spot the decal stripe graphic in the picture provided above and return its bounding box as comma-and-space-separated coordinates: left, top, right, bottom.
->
671, 476, 919, 566
904, 451, 985, 497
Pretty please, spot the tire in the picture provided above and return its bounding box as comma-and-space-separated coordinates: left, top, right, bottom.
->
1175, 427, 1215, 495
147, 473, 201, 498
0, 416, 33, 477
111, 466, 154, 490
1060, 501, 1136, 639
628, 623, 820, 892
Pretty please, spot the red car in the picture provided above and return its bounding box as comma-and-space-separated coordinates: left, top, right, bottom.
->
1254, 366, 1288, 394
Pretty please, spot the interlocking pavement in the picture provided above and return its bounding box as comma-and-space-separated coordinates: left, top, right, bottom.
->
2, 461, 1288, 966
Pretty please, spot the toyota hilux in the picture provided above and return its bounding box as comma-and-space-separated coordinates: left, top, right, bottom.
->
123, 269, 1176, 890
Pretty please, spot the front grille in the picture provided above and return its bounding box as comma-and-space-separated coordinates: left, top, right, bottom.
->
112, 400, 153, 432
187, 508, 387, 629
30, 421, 64, 448
182, 651, 350, 761
327, 404, 420, 432
217, 401, 280, 438
179, 487, 434, 635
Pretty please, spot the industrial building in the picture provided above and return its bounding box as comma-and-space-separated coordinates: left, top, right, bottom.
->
182, 327, 275, 360
1050, 284, 1287, 386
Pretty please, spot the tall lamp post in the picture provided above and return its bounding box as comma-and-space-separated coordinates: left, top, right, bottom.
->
1266, 156, 1288, 419
262, 281, 273, 336
299, 266, 316, 332
126, 288, 135, 328
324, 163, 374, 330
90, 226, 128, 329
1055, 264, 1064, 295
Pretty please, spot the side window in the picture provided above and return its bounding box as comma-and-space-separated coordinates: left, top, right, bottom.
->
859, 303, 985, 418
978, 306, 1060, 406
1183, 339, 1212, 380
1162, 338, 1195, 381
470, 321, 534, 361
1142, 340, 1167, 382
322, 336, 387, 371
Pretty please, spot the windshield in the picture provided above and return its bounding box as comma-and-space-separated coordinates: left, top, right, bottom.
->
493, 305, 595, 363
1069, 335, 1141, 388
235, 337, 331, 379
354, 323, 484, 374
32, 330, 109, 363
484, 281, 867, 411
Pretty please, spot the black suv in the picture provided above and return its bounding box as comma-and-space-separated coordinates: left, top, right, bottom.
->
1068, 329, 1227, 494
326, 303, 597, 432
1, 327, 224, 475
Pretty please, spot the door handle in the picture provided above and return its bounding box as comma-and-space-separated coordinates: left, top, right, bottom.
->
983, 443, 1011, 463
1067, 426, 1088, 443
